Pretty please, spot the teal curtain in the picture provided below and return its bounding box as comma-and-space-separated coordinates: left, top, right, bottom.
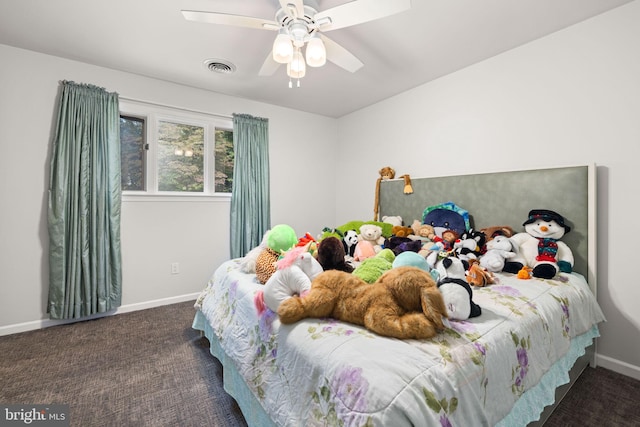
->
48, 81, 122, 319
230, 114, 270, 258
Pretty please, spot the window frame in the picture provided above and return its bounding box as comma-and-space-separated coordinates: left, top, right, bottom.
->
119, 99, 233, 202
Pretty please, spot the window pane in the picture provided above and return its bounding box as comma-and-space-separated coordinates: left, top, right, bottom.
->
120, 115, 146, 191
157, 121, 204, 192
215, 129, 234, 193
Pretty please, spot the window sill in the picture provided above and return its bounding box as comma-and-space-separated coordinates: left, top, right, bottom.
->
122, 193, 232, 203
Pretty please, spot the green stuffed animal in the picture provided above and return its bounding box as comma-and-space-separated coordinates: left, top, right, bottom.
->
352, 249, 396, 283
267, 224, 298, 253
320, 220, 394, 241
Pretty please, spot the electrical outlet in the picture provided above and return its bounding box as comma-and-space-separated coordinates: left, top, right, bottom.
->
171, 262, 180, 274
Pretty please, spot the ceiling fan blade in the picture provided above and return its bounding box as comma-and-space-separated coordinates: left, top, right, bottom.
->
258, 54, 282, 76
314, 0, 411, 31
278, 0, 305, 19
319, 34, 363, 73
181, 10, 279, 31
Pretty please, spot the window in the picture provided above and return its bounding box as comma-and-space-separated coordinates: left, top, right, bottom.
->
120, 115, 146, 191
119, 100, 233, 196
157, 120, 204, 192
214, 129, 234, 193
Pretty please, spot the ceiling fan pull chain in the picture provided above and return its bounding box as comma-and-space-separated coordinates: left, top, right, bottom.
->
288, 76, 302, 88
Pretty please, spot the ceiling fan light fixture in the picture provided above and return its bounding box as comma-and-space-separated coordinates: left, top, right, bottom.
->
272, 31, 293, 64
287, 48, 306, 79
289, 22, 308, 48
305, 35, 326, 67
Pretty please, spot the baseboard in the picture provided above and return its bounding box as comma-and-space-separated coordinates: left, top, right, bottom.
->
0, 293, 200, 337
596, 353, 640, 381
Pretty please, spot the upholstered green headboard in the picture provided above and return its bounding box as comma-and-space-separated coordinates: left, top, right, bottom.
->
379, 165, 596, 290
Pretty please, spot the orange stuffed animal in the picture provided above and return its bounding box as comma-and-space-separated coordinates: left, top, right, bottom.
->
466, 260, 496, 287
392, 225, 414, 238
373, 166, 395, 221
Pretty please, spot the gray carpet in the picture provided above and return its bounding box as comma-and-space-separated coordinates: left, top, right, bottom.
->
1, 301, 638, 426
544, 364, 640, 427
0, 301, 247, 427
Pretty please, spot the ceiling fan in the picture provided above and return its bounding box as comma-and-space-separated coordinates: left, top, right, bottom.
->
182, 0, 411, 86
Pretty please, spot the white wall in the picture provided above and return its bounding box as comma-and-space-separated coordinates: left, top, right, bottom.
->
337, 1, 640, 379
0, 44, 337, 332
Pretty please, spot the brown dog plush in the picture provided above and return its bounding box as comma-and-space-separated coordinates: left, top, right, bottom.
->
278, 266, 448, 339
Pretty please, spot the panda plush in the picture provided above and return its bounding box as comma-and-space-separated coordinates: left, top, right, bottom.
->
435, 256, 481, 320
342, 229, 359, 258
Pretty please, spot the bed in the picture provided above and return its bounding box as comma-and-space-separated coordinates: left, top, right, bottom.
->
192, 164, 605, 426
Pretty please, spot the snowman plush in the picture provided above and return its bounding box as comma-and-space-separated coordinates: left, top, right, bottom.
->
503, 209, 574, 279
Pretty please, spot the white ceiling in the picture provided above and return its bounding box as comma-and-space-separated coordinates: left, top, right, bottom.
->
0, 0, 632, 118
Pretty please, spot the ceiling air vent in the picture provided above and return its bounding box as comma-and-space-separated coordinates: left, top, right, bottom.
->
203, 59, 236, 74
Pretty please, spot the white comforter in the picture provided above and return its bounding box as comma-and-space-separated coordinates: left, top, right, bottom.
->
195, 259, 605, 427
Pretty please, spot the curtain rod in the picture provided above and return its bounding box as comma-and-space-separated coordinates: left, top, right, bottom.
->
118, 95, 233, 120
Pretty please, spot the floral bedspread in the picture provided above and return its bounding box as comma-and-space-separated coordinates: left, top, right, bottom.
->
195, 259, 605, 427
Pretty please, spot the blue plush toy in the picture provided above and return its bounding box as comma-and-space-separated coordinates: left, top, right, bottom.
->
392, 251, 430, 271
422, 202, 470, 238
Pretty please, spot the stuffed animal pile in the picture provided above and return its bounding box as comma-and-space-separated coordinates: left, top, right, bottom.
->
240, 205, 575, 340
